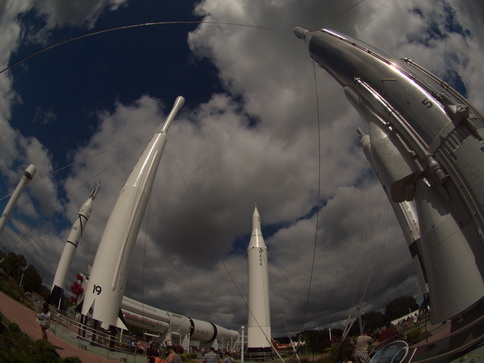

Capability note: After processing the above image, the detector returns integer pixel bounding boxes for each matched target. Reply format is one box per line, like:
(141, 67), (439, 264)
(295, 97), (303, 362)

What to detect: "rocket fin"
(117, 309), (128, 331)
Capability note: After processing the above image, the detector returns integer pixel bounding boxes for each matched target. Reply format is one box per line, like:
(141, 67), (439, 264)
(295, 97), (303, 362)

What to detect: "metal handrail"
(48, 307), (139, 361)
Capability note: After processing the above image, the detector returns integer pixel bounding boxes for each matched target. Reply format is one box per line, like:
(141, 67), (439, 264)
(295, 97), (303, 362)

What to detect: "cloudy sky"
(0, 0), (482, 338)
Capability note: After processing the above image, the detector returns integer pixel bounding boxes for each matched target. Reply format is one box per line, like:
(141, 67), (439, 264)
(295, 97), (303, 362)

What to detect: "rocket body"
(0, 164), (36, 237)
(247, 207), (271, 351)
(295, 27), (484, 323)
(81, 97), (184, 330)
(48, 184), (99, 308)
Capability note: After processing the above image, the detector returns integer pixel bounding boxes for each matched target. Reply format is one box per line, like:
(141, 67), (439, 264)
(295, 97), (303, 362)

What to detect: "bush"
(32, 339), (63, 362)
(405, 328), (421, 344)
(0, 278), (24, 301)
(0, 318), (81, 363)
(64, 357), (82, 363)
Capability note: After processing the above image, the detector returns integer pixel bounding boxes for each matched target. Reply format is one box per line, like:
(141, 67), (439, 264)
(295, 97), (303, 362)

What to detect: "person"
(378, 322), (397, 346)
(147, 341), (158, 363)
(224, 352), (235, 363)
(36, 302), (51, 341)
(203, 347), (220, 363)
(353, 331), (374, 363)
(166, 345), (182, 363)
(153, 351), (164, 363)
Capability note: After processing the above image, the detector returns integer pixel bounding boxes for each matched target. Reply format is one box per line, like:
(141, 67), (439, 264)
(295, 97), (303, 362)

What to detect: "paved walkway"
(0, 291), (118, 362)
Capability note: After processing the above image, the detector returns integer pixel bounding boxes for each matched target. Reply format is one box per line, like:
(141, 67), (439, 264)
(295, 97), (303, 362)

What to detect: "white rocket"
(48, 183), (100, 308)
(247, 206), (272, 352)
(0, 164), (36, 238)
(295, 27), (484, 324)
(81, 96), (185, 330)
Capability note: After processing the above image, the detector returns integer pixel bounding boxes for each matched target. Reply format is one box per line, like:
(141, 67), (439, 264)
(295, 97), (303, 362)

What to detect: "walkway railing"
(48, 307), (145, 363)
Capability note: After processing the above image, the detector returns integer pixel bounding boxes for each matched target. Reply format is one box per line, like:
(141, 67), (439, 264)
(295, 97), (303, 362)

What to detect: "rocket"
(247, 206), (272, 352)
(48, 183), (100, 308)
(358, 129), (428, 294)
(295, 27), (484, 324)
(81, 96), (185, 330)
(0, 164), (36, 238)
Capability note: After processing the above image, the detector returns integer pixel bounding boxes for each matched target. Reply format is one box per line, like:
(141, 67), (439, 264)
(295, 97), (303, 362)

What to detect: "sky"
(0, 0), (483, 338)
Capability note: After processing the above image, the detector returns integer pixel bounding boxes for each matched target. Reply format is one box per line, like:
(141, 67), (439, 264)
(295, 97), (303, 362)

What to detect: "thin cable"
(358, 184), (375, 306)
(365, 201), (389, 298)
(0, 21), (276, 75)
(0, 135), (148, 202)
(298, 60), (323, 335)
(221, 261), (285, 362)
(323, 0), (367, 28)
(172, 156), (194, 204)
(274, 263), (306, 305)
(344, 181), (369, 335)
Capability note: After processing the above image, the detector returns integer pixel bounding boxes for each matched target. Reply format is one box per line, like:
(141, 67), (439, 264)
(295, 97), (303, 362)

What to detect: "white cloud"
(0, 0), (481, 338)
(33, 0), (128, 29)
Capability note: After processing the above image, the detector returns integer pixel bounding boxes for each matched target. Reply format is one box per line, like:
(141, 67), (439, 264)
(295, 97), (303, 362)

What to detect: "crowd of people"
(34, 297), (423, 363)
(339, 323), (402, 363)
(140, 341), (236, 363)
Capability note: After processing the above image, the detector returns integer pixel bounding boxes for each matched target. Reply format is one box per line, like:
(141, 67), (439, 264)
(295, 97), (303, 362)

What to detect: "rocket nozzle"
(294, 27), (310, 40)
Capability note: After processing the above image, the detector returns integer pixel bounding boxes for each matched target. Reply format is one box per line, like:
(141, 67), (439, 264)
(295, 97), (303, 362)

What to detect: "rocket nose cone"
(24, 164), (37, 179)
(294, 27), (310, 40)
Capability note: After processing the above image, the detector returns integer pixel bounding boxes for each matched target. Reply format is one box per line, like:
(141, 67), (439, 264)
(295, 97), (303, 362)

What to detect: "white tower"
(0, 164), (36, 237)
(247, 206), (271, 352)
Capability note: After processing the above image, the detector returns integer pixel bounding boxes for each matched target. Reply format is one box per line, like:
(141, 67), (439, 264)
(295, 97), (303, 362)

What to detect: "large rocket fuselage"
(120, 296), (240, 346)
(81, 97), (184, 330)
(295, 27), (484, 324)
(247, 207), (271, 351)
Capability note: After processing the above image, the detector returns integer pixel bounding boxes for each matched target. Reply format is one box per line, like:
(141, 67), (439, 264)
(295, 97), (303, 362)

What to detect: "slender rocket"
(295, 27), (484, 324)
(48, 183), (100, 308)
(81, 96), (184, 330)
(0, 164), (36, 238)
(247, 206), (272, 352)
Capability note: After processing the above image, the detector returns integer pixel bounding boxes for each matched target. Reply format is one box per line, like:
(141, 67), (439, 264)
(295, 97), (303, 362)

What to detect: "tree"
(361, 311), (386, 331)
(273, 336), (291, 344)
(298, 329), (330, 354)
(21, 265), (44, 294)
(385, 296), (418, 321)
(1, 252), (27, 281)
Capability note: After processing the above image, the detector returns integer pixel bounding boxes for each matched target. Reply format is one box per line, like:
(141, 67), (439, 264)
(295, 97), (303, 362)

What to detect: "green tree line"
(0, 249), (50, 300)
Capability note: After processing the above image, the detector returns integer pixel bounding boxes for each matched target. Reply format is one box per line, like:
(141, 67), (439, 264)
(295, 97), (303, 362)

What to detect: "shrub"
(405, 328), (421, 344)
(0, 318), (82, 363)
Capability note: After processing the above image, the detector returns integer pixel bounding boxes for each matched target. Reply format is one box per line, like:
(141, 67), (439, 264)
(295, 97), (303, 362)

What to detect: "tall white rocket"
(247, 206), (272, 352)
(81, 96), (184, 330)
(48, 183), (100, 308)
(0, 164), (36, 237)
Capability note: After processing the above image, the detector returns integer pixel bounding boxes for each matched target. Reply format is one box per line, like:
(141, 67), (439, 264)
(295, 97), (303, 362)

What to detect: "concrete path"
(0, 291), (118, 362)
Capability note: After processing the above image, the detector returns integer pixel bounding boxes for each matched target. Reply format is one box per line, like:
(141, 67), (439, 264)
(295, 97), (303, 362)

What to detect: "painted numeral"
(422, 98), (433, 108)
(93, 285), (102, 295)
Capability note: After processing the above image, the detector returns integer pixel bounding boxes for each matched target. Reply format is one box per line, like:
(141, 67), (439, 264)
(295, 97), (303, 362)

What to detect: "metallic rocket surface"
(295, 27), (484, 323)
(247, 207), (271, 351)
(48, 183), (100, 308)
(81, 96), (184, 330)
(0, 164), (36, 238)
